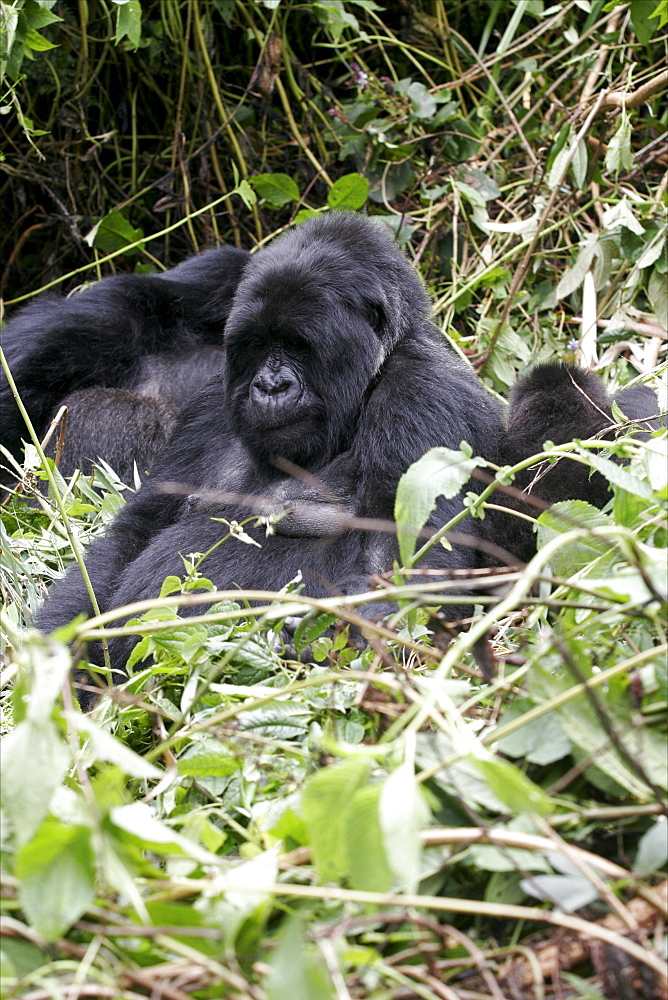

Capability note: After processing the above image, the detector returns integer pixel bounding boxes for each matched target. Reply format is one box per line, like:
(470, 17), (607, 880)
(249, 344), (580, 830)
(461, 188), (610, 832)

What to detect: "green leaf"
(395, 79), (437, 119)
(496, 698), (571, 765)
(394, 446), (485, 565)
(570, 136), (588, 190)
(536, 501), (613, 577)
(293, 611), (338, 652)
(327, 173), (369, 211)
(114, 0), (142, 49)
(21, 1), (63, 30)
(0, 720), (69, 845)
(71, 715), (163, 780)
(16, 818), (95, 941)
(649, 0), (668, 28)
(648, 268), (668, 329)
(344, 784), (393, 891)
(379, 762), (429, 892)
(605, 113), (634, 175)
(520, 873), (599, 912)
(178, 737), (243, 778)
(249, 173), (300, 207)
(472, 757), (552, 816)
(530, 657), (667, 799)
(634, 820), (668, 874)
(23, 27), (57, 51)
(555, 238), (599, 299)
(86, 209), (144, 256)
(266, 917), (336, 1000)
(110, 802), (219, 863)
(301, 756), (370, 882)
(631, 0), (658, 44)
(574, 447), (654, 500)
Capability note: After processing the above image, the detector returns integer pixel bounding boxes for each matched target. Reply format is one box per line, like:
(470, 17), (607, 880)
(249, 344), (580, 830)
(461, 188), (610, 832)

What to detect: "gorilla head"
(223, 214), (432, 467)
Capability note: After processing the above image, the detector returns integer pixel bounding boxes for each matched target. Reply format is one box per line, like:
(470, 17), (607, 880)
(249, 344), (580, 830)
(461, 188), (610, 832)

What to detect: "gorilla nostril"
(252, 372), (294, 396)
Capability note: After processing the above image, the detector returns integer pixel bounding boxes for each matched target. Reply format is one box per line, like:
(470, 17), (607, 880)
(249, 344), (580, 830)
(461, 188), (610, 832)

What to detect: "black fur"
(0, 245), (250, 487)
(31, 215), (661, 704)
(36, 213), (507, 686)
(504, 362), (660, 560)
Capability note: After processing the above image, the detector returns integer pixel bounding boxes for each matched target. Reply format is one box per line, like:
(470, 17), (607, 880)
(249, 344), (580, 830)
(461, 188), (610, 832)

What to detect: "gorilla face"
(223, 224), (399, 468)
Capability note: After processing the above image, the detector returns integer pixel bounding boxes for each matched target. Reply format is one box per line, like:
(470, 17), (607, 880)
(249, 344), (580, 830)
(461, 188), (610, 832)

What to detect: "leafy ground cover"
(1, 1), (667, 998)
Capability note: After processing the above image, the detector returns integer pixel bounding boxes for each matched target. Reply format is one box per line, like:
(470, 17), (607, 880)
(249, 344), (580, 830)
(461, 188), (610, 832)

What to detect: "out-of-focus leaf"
(302, 756), (370, 882)
(16, 818), (95, 941)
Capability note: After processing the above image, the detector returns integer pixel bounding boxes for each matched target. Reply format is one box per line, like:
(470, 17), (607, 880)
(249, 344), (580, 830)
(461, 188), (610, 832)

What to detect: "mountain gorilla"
(35, 213), (507, 681)
(0, 245), (250, 490)
(33, 213), (659, 704)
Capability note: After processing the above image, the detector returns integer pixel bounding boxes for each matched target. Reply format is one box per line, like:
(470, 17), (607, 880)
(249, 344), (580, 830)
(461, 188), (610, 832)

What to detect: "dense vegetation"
(1, 1), (666, 998)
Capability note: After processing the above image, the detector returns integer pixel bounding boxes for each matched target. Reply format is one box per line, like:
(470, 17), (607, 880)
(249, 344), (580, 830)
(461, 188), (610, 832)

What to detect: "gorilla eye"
(280, 332), (310, 354)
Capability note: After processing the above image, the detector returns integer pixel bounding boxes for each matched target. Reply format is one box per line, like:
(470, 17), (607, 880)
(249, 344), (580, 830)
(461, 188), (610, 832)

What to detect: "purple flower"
(350, 62), (369, 88)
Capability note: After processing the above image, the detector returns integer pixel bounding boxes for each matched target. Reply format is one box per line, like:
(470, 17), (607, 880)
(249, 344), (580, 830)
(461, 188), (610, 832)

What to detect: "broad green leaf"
(547, 126), (575, 189)
(114, 0), (142, 49)
(16, 819), (95, 941)
(344, 784), (393, 891)
(238, 700), (311, 739)
(395, 446), (485, 565)
(530, 659), (667, 799)
(603, 197), (644, 235)
(327, 172), (369, 210)
(23, 28), (57, 51)
(266, 917), (336, 1000)
(0, 940), (49, 980)
(86, 209), (144, 255)
(301, 756), (370, 882)
(110, 802), (219, 863)
(574, 447), (654, 499)
(293, 611), (338, 652)
(404, 81), (437, 119)
(20, 3), (63, 30)
(636, 233), (665, 269)
(570, 136), (588, 190)
(178, 737), (243, 778)
(250, 173), (300, 207)
(379, 762), (429, 892)
(496, 698), (571, 765)
(0, 720), (69, 844)
(520, 873), (599, 912)
(631, 0), (657, 43)
(649, 0), (668, 27)
(472, 757), (552, 816)
(22, 633), (72, 723)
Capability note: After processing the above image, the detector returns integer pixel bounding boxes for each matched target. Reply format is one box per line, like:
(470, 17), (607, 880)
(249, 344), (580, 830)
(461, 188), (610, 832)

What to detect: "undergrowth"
(1, 2), (667, 998)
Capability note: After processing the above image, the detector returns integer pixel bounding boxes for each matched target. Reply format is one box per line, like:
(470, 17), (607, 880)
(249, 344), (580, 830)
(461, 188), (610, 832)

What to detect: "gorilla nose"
(251, 372), (294, 397)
